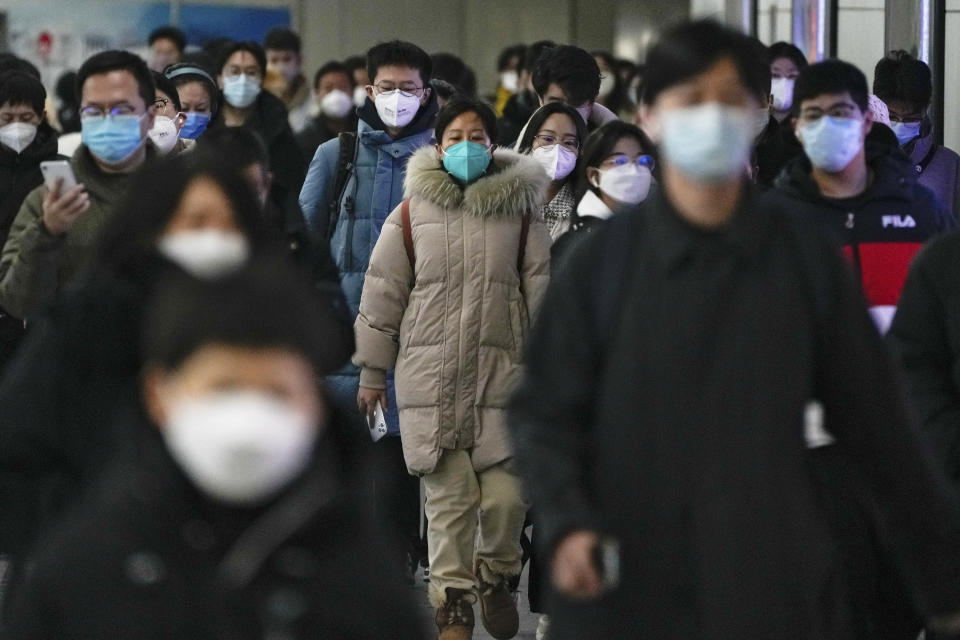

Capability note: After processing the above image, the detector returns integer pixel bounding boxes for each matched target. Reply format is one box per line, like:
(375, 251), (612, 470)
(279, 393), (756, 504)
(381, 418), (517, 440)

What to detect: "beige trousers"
(422, 448), (527, 608)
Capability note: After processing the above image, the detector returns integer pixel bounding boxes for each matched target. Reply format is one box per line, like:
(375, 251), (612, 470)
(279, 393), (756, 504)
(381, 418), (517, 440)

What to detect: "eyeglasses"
(889, 112), (924, 124)
(370, 82), (425, 98)
(79, 104), (141, 120)
(602, 153), (655, 171)
(533, 133), (579, 152)
(153, 98), (170, 110)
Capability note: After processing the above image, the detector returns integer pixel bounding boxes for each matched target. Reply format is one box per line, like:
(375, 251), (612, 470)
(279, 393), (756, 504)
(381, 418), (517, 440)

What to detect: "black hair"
(873, 50), (932, 112)
(434, 95), (498, 145)
(197, 126), (270, 170)
(313, 61), (352, 91)
(532, 45), (601, 106)
(497, 45), (527, 72)
(641, 20), (768, 107)
(142, 260), (353, 379)
(517, 102), (588, 154)
(76, 50), (155, 111)
(793, 59), (869, 115)
(430, 79), (458, 103)
(96, 154), (269, 276)
(164, 62), (219, 117)
(344, 55), (366, 74)
(575, 120), (656, 200)
(431, 52), (477, 97)
(0, 71), (46, 114)
(591, 49), (633, 113)
(263, 27), (301, 56)
(366, 40), (432, 85)
(55, 70), (78, 104)
(148, 26), (187, 53)
(151, 70), (182, 112)
(750, 38), (772, 99)
(767, 41), (808, 72)
(202, 37), (234, 63)
(0, 54), (40, 80)
(520, 41), (556, 74)
(217, 41), (267, 77)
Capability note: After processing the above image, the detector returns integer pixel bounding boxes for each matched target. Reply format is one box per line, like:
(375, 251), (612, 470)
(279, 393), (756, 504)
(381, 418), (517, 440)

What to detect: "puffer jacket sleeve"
(521, 218), (551, 321)
(352, 202), (414, 389)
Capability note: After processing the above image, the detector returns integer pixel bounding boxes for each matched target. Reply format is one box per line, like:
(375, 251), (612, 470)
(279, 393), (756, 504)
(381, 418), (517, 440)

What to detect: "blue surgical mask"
(81, 113), (146, 164)
(797, 116), (863, 173)
(180, 112), (211, 139)
(222, 74), (261, 109)
(442, 141), (491, 183)
(660, 102), (753, 182)
(891, 121), (922, 147)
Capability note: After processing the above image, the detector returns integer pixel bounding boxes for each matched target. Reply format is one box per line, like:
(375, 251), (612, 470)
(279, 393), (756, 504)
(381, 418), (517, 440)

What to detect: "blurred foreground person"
(510, 20), (960, 640)
(4, 264), (423, 640)
(354, 96), (550, 640)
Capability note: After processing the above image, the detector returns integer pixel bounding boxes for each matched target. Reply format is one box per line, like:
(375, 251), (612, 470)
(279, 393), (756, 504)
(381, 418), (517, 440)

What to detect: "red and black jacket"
(764, 145), (955, 332)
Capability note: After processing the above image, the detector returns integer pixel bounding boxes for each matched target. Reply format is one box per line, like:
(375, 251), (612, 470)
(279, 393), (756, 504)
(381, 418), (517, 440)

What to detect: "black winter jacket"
(3, 418), (426, 640)
(762, 145), (954, 332)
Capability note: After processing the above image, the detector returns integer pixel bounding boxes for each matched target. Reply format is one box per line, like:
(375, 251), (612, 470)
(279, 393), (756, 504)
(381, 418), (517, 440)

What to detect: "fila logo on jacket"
(881, 215), (917, 228)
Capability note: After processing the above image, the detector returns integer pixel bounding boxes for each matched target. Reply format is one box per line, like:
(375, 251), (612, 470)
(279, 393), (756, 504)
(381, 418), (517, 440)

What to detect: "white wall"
(945, 0), (960, 151)
(757, 0), (791, 46)
(836, 0), (885, 83)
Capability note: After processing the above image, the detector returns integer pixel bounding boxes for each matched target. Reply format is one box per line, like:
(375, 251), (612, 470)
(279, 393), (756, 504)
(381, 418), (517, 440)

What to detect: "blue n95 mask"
(180, 112), (211, 139)
(82, 113), (146, 164)
(442, 141), (491, 183)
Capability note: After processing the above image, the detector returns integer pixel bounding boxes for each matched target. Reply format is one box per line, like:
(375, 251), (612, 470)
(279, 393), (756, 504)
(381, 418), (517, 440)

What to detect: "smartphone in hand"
(40, 160), (77, 192)
(367, 401), (388, 442)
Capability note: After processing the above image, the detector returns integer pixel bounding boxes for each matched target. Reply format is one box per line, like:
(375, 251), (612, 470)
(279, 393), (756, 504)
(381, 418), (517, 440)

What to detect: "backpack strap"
(324, 132), (357, 240)
(517, 214), (530, 274)
(401, 199), (415, 270)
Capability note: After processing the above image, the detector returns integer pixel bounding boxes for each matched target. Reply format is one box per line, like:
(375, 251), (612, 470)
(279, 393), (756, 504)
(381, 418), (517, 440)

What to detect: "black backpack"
(323, 132), (358, 240)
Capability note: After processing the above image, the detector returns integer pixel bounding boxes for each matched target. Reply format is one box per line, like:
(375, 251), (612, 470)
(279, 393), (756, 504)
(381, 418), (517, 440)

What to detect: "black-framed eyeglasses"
(370, 82), (425, 98)
(153, 98), (170, 110)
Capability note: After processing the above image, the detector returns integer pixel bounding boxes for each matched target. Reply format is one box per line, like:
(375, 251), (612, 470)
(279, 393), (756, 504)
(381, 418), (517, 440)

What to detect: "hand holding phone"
(39, 161), (88, 235)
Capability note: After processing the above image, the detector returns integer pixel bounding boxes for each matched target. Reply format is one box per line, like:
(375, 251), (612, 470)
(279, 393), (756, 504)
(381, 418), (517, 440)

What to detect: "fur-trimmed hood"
(404, 146), (548, 219)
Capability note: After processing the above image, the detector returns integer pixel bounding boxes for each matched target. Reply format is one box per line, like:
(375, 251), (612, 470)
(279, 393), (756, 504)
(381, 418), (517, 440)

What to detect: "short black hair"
(517, 102), (588, 155)
(0, 71), (46, 114)
(344, 55), (366, 74)
(151, 70), (181, 111)
(217, 41), (266, 77)
(873, 50), (932, 112)
(366, 40), (432, 85)
(750, 38), (772, 99)
(165, 62), (219, 116)
(76, 50), (155, 111)
(793, 59), (869, 115)
(55, 70), (78, 105)
(197, 126), (270, 170)
(497, 45), (526, 72)
(532, 45), (601, 106)
(767, 41), (808, 72)
(434, 95), (498, 145)
(142, 261), (354, 379)
(576, 120), (656, 200)
(263, 27), (301, 56)
(0, 54), (40, 79)
(520, 41), (555, 74)
(641, 20), (768, 107)
(148, 26), (187, 53)
(430, 79), (458, 103)
(313, 61), (352, 91)
(431, 52), (477, 97)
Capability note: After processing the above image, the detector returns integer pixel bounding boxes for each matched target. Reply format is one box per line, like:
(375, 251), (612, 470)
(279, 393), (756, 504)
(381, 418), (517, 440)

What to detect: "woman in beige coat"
(354, 96), (551, 640)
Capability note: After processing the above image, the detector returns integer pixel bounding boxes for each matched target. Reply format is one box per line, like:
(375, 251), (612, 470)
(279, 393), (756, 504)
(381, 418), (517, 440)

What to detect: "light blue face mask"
(442, 141), (491, 183)
(660, 102), (753, 182)
(798, 116), (863, 173)
(890, 121), (922, 147)
(222, 74), (261, 109)
(180, 112), (211, 139)
(81, 113), (146, 164)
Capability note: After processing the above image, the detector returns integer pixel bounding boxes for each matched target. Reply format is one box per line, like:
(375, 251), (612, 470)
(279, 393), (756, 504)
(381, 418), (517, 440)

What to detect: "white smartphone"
(367, 401), (388, 442)
(40, 160), (77, 192)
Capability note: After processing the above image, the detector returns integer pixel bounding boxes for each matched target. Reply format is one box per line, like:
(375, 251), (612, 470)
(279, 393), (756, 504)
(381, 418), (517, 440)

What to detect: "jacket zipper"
(343, 195), (355, 271)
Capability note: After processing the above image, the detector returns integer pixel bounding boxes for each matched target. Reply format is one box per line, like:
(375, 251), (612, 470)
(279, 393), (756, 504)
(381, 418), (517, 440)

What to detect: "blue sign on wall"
(181, 4), (291, 45)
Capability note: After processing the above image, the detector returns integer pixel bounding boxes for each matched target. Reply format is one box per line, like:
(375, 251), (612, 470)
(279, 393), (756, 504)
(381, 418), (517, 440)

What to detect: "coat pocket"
(508, 298), (528, 361)
(399, 297), (423, 353)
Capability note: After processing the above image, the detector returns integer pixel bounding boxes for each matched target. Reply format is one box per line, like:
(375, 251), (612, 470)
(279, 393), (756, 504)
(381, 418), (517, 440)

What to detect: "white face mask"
(163, 391), (317, 505)
(158, 230), (250, 279)
(374, 89), (420, 128)
(532, 143), (577, 181)
(771, 77), (795, 112)
(797, 115), (863, 173)
(598, 74), (616, 98)
(148, 115), (179, 155)
(320, 89), (353, 119)
(660, 102), (753, 182)
(591, 163), (652, 206)
(222, 74), (261, 109)
(500, 70), (519, 93)
(353, 85), (368, 107)
(268, 61), (299, 85)
(0, 122), (37, 154)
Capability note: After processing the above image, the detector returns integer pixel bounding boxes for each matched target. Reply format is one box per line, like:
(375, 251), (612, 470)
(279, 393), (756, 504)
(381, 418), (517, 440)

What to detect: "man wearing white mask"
(296, 61), (358, 160)
(510, 20), (960, 639)
(0, 71), (62, 369)
(263, 27), (312, 134)
(299, 40), (438, 582)
(211, 41), (305, 220)
(766, 59), (952, 335)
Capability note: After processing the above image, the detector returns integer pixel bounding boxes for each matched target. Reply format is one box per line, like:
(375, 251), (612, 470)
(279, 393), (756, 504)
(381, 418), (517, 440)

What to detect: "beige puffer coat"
(353, 146), (551, 475)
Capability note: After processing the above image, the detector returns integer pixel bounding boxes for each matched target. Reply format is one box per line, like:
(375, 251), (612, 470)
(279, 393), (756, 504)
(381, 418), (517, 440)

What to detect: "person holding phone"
(0, 49), (157, 320)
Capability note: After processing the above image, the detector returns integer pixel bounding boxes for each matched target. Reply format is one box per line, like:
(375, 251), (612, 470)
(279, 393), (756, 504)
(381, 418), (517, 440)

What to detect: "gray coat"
(907, 133), (960, 221)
